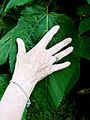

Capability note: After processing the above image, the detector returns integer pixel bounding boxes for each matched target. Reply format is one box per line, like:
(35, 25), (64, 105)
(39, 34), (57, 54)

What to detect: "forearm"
(0, 79), (35, 120)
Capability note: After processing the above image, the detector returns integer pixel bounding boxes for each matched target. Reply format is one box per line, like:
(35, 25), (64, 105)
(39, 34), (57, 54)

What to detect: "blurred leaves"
(87, 0), (90, 4)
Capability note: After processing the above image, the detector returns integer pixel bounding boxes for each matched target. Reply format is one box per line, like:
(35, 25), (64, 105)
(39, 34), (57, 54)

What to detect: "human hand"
(12, 25), (73, 92)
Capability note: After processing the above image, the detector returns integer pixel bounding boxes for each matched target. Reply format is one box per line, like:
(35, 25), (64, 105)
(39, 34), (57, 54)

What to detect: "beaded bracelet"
(10, 81), (31, 108)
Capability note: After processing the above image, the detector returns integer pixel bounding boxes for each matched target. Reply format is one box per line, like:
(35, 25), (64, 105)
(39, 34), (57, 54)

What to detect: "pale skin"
(0, 25), (73, 120)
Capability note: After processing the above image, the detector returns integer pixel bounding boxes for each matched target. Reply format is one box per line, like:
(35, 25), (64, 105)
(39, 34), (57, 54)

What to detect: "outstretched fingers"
(48, 38), (72, 55)
(52, 46), (73, 63)
(51, 61), (71, 73)
(38, 25), (60, 48)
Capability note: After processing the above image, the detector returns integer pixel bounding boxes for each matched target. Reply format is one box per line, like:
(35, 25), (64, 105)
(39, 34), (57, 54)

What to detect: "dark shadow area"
(74, 58), (90, 119)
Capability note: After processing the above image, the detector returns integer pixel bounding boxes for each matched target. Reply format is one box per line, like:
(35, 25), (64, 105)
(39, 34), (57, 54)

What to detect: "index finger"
(38, 25), (60, 48)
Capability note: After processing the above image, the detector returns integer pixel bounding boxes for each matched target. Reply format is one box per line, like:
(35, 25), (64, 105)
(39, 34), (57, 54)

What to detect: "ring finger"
(52, 46), (73, 63)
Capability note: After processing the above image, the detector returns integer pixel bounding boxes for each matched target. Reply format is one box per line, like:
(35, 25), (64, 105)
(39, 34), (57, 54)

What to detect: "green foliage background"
(0, 0), (90, 119)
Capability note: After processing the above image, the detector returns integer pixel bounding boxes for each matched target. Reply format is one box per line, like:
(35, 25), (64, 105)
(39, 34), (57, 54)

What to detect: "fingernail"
(68, 38), (72, 42)
(70, 46), (74, 51)
(16, 38), (22, 43)
(66, 61), (71, 66)
(54, 25), (60, 30)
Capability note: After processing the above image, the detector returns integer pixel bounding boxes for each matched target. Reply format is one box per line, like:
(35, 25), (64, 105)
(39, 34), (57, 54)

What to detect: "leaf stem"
(46, 0), (52, 13)
(47, 0), (52, 7)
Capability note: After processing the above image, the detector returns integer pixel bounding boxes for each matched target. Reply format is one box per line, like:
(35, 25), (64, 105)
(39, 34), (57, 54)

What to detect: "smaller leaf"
(77, 4), (90, 15)
(79, 35), (90, 60)
(0, 29), (14, 65)
(79, 17), (90, 35)
(4, 0), (34, 13)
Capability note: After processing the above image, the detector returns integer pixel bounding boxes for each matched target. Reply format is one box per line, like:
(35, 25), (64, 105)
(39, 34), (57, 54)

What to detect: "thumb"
(16, 38), (26, 54)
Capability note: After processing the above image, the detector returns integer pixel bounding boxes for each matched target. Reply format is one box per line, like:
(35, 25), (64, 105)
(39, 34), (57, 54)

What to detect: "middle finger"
(48, 38), (72, 55)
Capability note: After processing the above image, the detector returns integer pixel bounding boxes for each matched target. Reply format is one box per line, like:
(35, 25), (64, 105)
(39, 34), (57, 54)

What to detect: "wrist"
(11, 76), (36, 97)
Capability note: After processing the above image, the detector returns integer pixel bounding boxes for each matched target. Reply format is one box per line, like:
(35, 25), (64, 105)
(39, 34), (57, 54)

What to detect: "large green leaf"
(19, 5), (79, 111)
(4, 0), (34, 13)
(0, 5), (80, 112)
(79, 35), (90, 60)
(79, 17), (90, 35)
